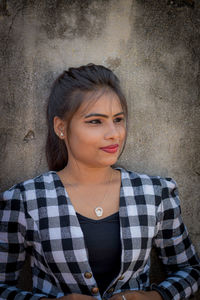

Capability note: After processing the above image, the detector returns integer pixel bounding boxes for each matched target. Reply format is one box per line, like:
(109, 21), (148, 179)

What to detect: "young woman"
(0, 64), (199, 300)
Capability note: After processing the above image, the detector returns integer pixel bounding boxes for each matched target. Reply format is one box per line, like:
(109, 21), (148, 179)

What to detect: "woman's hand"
(40, 291), (163, 300)
(40, 293), (96, 300)
(110, 290), (163, 300)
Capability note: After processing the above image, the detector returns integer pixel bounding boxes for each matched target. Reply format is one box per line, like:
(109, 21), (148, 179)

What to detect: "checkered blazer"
(0, 167), (199, 300)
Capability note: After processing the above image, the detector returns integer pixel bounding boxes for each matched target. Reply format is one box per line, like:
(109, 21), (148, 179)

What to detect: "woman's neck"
(58, 163), (114, 186)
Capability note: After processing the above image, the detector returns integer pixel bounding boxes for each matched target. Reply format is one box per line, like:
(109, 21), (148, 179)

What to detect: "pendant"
(94, 207), (103, 217)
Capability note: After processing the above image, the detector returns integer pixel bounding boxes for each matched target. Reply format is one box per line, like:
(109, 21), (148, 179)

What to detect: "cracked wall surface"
(0, 0), (200, 298)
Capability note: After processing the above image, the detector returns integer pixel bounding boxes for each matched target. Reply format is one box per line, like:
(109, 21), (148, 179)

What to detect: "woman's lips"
(100, 144), (119, 153)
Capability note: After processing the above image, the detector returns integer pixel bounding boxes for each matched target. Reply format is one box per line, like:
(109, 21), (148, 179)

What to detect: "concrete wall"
(0, 0), (200, 298)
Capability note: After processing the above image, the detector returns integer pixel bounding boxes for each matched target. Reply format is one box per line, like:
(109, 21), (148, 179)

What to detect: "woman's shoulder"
(2, 170), (60, 198)
(0, 171), (63, 218)
(116, 166), (179, 210)
(115, 166), (177, 189)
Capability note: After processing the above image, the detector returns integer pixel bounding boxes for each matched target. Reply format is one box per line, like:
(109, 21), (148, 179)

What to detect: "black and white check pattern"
(0, 167), (199, 300)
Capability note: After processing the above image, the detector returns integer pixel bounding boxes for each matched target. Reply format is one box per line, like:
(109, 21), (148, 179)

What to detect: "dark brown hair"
(46, 63), (128, 171)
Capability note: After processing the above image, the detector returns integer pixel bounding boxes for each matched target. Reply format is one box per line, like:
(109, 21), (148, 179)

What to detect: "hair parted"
(46, 63), (128, 171)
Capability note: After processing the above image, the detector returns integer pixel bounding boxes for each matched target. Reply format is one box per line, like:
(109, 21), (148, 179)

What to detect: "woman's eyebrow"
(84, 112), (124, 119)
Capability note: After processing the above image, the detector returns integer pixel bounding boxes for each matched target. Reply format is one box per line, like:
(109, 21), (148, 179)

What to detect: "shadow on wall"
(167, 0), (195, 8)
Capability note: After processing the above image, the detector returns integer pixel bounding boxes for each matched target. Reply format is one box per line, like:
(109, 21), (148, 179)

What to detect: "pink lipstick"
(100, 144), (119, 153)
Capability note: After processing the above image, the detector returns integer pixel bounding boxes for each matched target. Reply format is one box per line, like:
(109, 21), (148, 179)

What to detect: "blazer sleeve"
(0, 186), (48, 300)
(152, 178), (200, 299)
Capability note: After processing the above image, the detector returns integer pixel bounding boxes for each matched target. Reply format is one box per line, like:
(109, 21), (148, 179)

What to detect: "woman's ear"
(53, 116), (66, 140)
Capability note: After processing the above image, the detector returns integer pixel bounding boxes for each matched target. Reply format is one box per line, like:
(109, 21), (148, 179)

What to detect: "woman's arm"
(0, 187), (48, 300)
(111, 178), (200, 300)
(151, 178), (200, 299)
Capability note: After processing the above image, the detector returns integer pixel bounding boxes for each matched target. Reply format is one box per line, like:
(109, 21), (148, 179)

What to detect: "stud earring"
(60, 132), (64, 137)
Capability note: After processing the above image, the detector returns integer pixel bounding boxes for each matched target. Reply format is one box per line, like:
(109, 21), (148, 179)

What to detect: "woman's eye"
(114, 117), (124, 123)
(86, 119), (102, 124)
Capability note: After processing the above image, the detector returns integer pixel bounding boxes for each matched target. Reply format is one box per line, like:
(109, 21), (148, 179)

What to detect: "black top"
(76, 212), (121, 296)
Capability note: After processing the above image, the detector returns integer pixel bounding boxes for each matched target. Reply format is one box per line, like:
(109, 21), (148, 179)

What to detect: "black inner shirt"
(76, 212), (121, 296)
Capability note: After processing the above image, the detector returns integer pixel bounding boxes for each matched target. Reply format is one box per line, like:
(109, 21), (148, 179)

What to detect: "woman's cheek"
(120, 126), (126, 141)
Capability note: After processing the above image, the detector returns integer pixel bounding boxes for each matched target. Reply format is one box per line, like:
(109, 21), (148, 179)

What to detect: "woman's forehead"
(78, 91), (122, 116)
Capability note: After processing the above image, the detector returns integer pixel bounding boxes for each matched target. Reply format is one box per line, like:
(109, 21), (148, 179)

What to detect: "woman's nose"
(104, 123), (119, 140)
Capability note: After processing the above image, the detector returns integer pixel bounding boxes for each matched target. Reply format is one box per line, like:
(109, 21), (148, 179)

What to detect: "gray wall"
(0, 0), (200, 298)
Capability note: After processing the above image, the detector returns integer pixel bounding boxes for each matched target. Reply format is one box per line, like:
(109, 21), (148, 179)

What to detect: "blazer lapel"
(36, 172), (97, 294)
(118, 168), (154, 281)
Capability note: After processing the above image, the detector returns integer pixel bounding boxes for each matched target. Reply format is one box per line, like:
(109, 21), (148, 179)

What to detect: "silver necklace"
(94, 171), (113, 218)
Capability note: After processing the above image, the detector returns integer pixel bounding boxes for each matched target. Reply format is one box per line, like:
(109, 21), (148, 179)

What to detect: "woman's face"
(64, 91), (126, 169)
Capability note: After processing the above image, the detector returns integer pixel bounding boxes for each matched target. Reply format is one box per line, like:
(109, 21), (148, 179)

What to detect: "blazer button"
(119, 275), (125, 280)
(91, 287), (99, 294)
(107, 287), (114, 293)
(84, 272), (92, 279)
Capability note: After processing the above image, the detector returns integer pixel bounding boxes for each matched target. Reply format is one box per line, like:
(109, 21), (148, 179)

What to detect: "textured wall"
(0, 0), (200, 298)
